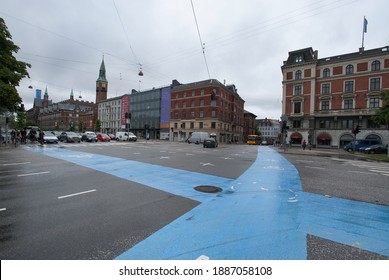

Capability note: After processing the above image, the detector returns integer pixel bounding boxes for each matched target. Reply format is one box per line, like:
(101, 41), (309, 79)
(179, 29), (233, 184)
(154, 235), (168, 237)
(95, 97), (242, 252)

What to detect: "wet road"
(1, 142), (388, 259)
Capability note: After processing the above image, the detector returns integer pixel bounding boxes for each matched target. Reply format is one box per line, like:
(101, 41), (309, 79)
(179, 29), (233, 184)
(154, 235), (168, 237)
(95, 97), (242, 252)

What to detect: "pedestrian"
(302, 140), (307, 150)
(39, 130), (45, 145)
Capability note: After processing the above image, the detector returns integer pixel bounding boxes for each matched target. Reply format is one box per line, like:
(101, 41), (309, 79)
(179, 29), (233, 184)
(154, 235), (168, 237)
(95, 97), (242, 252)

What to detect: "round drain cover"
(194, 185), (222, 193)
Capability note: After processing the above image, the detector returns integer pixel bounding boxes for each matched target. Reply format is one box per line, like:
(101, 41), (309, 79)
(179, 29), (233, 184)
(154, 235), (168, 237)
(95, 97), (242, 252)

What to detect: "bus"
(247, 135), (261, 145)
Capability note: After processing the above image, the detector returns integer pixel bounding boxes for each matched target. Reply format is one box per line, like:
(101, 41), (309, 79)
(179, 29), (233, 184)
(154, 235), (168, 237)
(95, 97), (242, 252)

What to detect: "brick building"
(170, 79), (245, 143)
(281, 46), (389, 148)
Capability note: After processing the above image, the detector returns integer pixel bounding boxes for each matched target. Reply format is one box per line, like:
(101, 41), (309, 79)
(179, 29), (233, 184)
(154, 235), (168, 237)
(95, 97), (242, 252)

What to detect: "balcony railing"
(313, 108), (379, 116)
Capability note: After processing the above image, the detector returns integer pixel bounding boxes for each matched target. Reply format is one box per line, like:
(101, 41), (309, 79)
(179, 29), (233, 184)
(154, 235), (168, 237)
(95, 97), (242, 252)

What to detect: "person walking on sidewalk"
(302, 139), (307, 150)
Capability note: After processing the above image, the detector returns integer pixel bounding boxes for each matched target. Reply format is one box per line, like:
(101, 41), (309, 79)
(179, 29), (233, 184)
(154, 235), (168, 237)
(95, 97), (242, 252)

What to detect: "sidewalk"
(274, 145), (373, 161)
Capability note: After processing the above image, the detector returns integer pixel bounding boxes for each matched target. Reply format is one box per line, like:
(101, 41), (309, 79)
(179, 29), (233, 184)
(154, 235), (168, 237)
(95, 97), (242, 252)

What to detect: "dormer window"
(294, 55), (303, 63)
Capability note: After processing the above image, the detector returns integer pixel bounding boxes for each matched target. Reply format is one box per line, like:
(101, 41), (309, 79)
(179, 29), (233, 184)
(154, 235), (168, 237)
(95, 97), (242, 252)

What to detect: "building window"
(346, 64), (354, 75)
(294, 55), (303, 63)
(190, 122), (194, 129)
(293, 120), (301, 128)
(321, 100), (330, 111)
(211, 110), (216, 118)
(200, 111), (204, 118)
(294, 102), (301, 114)
(211, 122), (216, 129)
(200, 99), (204, 106)
(183, 92), (187, 98)
(341, 119), (353, 129)
(294, 85), (302, 96)
(344, 99), (353, 109)
(200, 89), (205, 96)
(344, 81), (354, 93)
(191, 100), (195, 107)
(371, 60), (381, 71)
(183, 102), (186, 108)
(321, 83), (330, 94)
(295, 70), (302, 80)
(323, 68), (330, 78)
(370, 77), (381, 90)
(319, 120), (331, 128)
(369, 98), (380, 108)
(192, 90), (195, 97)
(191, 111), (195, 118)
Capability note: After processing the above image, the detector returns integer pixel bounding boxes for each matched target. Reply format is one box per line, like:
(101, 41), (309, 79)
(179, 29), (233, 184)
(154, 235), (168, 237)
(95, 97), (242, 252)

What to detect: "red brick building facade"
(170, 79), (245, 143)
(281, 46), (389, 148)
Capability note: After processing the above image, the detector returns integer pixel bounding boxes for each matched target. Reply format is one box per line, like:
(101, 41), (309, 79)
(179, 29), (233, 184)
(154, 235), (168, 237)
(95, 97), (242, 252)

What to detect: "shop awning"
(317, 132), (332, 141)
(290, 132), (302, 139)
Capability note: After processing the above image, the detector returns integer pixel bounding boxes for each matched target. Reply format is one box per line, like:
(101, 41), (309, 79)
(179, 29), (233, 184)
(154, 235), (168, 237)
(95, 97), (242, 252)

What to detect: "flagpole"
(362, 16), (365, 48)
(362, 16), (368, 49)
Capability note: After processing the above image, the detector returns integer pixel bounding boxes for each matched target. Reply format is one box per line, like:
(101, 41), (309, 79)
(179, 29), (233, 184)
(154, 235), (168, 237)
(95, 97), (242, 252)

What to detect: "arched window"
(323, 68), (330, 78)
(372, 60), (381, 71)
(346, 64), (354, 75)
(295, 70), (302, 80)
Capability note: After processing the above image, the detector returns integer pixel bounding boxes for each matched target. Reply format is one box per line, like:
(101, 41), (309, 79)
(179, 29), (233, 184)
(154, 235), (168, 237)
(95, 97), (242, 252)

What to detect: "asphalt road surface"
(0, 141), (388, 260)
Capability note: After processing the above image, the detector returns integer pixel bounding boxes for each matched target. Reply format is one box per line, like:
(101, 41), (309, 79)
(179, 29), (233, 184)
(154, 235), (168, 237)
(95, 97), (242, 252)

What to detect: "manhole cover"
(194, 185), (222, 193)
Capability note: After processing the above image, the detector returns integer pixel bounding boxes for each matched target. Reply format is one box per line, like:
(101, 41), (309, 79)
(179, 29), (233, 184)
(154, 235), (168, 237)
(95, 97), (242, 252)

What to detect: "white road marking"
(296, 160), (314, 163)
(3, 162), (31, 166)
(17, 171), (50, 177)
(347, 170), (377, 175)
(58, 189), (96, 199)
(304, 166), (325, 170)
(200, 162), (214, 166)
(0, 208), (6, 212)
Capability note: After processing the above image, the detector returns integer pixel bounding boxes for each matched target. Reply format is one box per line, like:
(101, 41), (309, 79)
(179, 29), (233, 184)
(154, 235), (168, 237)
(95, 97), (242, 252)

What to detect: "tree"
(373, 90), (389, 128)
(0, 17), (31, 112)
(94, 119), (101, 132)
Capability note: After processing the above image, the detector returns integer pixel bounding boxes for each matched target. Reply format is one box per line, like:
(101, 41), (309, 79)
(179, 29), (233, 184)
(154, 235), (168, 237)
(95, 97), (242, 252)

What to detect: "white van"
(187, 132), (209, 144)
(116, 132), (129, 141)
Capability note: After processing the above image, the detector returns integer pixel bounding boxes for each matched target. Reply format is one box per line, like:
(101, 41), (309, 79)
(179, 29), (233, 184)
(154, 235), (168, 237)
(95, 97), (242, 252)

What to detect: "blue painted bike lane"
(27, 146), (389, 259)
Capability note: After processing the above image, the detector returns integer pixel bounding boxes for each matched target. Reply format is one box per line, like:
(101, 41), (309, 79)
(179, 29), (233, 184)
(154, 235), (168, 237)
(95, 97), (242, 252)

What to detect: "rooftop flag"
(363, 17), (368, 33)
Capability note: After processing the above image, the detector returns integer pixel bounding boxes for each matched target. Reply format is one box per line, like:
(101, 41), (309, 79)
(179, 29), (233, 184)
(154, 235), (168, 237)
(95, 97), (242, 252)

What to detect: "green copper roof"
(97, 58), (108, 82)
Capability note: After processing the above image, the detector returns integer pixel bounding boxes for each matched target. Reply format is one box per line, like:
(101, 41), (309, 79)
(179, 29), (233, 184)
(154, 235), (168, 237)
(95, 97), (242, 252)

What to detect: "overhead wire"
(2, 0), (360, 85)
(112, 0), (142, 73)
(190, 0), (211, 79)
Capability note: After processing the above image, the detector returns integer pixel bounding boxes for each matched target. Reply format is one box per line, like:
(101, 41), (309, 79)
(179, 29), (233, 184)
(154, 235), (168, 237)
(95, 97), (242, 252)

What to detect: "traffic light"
(352, 125), (361, 135)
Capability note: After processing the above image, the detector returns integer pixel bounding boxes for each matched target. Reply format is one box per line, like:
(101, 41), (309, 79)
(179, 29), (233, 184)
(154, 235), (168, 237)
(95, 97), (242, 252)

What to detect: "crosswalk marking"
(332, 158), (389, 176)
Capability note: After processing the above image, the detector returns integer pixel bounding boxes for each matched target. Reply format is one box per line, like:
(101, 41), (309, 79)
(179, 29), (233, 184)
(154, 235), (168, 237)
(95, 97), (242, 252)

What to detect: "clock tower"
(96, 57), (108, 103)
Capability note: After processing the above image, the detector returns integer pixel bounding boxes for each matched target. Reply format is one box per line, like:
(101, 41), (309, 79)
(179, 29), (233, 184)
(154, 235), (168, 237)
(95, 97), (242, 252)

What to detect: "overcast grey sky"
(1, 0), (388, 119)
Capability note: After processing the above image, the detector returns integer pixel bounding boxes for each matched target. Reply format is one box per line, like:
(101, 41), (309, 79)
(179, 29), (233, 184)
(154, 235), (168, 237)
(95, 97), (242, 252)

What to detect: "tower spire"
(96, 55), (108, 103)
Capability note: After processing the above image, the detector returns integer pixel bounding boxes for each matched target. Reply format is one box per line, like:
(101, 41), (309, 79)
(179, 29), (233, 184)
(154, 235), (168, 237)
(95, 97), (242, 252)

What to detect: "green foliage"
(373, 90), (389, 126)
(78, 121), (83, 132)
(95, 119), (101, 132)
(0, 17), (31, 111)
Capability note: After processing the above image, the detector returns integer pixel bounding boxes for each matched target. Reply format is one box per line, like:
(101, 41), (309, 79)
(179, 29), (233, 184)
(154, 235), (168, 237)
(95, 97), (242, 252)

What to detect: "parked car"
(43, 131), (59, 144)
(359, 144), (388, 154)
(96, 133), (110, 142)
(81, 131), (97, 142)
(59, 131), (81, 143)
(203, 137), (218, 148)
(344, 139), (381, 152)
(108, 133), (116, 141)
(128, 132), (137, 142)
